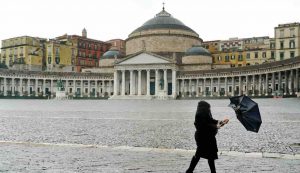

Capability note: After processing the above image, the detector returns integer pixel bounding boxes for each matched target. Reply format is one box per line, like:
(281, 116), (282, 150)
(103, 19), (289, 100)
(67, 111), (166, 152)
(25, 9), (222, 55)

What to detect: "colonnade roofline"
(0, 69), (113, 80)
(179, 56), (300, 78)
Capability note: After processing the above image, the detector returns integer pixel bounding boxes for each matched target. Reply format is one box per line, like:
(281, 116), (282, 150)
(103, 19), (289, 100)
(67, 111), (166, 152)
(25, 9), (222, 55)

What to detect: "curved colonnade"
(0, 57), (299, 99)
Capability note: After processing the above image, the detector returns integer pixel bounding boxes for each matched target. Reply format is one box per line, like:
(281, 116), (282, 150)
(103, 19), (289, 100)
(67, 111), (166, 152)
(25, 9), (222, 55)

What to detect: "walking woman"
(186, 101), (229, 173)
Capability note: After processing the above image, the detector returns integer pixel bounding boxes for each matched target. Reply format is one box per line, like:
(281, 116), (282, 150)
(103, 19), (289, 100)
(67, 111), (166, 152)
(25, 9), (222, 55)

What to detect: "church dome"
(102, 49), (120, 59)
(131, 8), (197, 35)
(126, 7), (202, 56)
(185, 45), (211, 56)
(182, 45), (212, 65)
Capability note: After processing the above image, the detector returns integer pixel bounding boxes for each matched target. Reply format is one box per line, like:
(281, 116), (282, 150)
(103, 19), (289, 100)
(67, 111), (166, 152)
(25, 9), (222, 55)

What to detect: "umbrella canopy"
(228, 95), (262, 133)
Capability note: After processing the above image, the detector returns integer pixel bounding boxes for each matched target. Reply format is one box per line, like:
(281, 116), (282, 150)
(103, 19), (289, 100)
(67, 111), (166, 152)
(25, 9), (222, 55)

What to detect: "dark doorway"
(168, 83), (172, 95)
(150, 82), (155, 95)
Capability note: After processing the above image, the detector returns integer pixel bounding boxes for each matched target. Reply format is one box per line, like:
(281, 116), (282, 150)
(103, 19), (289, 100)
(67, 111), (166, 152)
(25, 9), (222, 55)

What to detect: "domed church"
(93, 7), (229, 99)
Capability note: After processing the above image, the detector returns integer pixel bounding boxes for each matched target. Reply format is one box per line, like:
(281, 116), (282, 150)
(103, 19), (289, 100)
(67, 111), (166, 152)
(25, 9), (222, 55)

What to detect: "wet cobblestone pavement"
(0, 143), (299, 173)
(0, 98), (299, 172)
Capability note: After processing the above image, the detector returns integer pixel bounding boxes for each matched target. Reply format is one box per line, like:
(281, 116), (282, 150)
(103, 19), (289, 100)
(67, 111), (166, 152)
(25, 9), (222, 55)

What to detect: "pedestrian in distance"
(186, 101), (229, 173)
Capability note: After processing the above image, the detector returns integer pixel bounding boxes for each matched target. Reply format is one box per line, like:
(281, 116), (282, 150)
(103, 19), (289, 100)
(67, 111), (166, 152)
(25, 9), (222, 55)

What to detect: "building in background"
(203, 35), (279, 66)
(0, 36), (46, 71)
(55, 28), (111, 72)
(1, 23), (299, 72)
(275, 23), (300, 61)
(45, 39), (76, 72)
(106, 39), (125, 56)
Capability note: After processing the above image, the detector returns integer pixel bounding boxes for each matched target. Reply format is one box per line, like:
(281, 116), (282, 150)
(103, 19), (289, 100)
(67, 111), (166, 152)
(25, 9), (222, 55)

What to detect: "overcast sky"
(0, 0), (299, 43)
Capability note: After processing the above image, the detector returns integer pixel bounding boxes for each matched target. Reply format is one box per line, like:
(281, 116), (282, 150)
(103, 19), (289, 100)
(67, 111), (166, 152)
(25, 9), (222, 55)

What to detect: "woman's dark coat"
(194, 101), (219, 160)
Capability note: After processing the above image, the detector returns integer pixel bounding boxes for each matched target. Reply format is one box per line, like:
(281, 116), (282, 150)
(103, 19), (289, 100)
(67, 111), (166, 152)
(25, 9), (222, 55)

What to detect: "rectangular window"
(280, 29), (284, 38)
(280, 52), (284, 60)
(262, 52), (266, 58)
(246, 53), (250, 59)
(231, 55), (235, 60)
(289, 40), (295, 48)
(290, 28), (295, 37)
(238, 54), (243, 61)
(218, 56), (222, 61)
(271, 51), (275, 59)
(255, 52), (258, 58)
(280, 41), (284, 49)
(225, 56), (230, 62)
(290, 51), (295, 58)
(270, 43), (275, 49)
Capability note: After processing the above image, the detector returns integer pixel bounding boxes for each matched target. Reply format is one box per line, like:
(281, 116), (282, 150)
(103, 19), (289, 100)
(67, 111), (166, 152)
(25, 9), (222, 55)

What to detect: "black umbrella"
(228, 95), (262, 133)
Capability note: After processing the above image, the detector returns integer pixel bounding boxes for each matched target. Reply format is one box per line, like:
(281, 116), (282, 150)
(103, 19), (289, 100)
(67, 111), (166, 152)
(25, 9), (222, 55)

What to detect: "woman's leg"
(186, 148), (201, 173)
(208, 159), (216, 173)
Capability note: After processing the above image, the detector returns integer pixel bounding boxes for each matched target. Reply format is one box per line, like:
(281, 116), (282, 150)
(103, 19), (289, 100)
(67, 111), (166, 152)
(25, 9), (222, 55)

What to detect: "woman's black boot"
(186, 156), (200, 173)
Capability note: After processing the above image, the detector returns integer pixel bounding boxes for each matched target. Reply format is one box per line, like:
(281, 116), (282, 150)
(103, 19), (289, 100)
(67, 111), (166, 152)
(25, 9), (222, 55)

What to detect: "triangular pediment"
(116, 52), (172, 65)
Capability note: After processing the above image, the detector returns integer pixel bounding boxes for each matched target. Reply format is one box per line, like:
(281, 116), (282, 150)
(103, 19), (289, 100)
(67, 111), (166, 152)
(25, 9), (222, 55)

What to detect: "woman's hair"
(196, 101), (211, 117)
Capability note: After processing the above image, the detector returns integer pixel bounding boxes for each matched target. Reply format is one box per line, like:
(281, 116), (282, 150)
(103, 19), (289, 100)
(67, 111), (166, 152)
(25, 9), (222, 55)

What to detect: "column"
(296, 69), (299, 93)
(232, 76), (235, 96)
(172, 70), (177, 97)
(27, 79), (31, 97)
(196, 78), (199, 97)
(146, 70), (150, 96)
(155, 69), (159, 95)
(101, 80), (104, 97)
(43, 79), (46, 97)
(113, 71), (118, 96)
(138, 70), (142, 96)
(224, 77), (228, 96)
(245, 75), (249, 96)
(121, 70), (125, 96)
(258, 74), (262, 96)
(130, 70), (133, 95)
(95, 80), (98, 97)
(210, 78), (213, 97)
(19, 78), (23, 96)
(217, 77), (220, 97)
(108, 80), (112, 97)
(73, 80), (76, 97)
(35, 79), (38, 97)
(284, 71), (288, 95)
(182, 79), (185, 97)
(12, 78), (15, 96)
(272, 73), (275, 95)
(239, 76), (242, 96)
(252, 75), (255, 96)
(188, 79), (192, 97)
(65, 80), (68, 96)
(3, 78), (7, 96)
(203, 78), (206, 97)
(290, 69), (294, 95)
(176, 79), (179, 96)
(87, 80), (90, 97)
(278, 71), (282, 93)
(81, 80), (83, 97)
(265, 73), (269, 96)
(163, 69), (167, 95)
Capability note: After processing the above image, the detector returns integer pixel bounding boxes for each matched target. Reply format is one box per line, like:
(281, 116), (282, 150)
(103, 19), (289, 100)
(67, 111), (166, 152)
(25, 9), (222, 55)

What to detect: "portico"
(111, 52), (177, 99)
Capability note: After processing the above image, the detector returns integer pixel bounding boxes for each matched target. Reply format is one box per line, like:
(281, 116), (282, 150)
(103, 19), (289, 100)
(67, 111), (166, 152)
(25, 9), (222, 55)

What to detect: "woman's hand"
(218, 118), (229, 128)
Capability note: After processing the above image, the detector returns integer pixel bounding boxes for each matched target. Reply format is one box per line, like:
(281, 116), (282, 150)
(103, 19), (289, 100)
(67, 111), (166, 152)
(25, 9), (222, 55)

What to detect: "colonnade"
(0, 77), (114, 98)
(177, 69), (299, 98)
